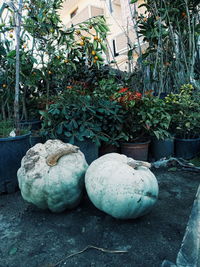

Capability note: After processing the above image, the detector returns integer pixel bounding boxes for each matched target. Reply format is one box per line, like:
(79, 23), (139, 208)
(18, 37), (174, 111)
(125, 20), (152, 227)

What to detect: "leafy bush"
(0, 120), (29, 138)
(0, 121), (14, 138)
(0, 0), (109, 124)
(138, 95), (172, 140)
(92, 78), (121, 99)
(113, 88), (171, 141)
(165, 84), (200, 138)
(40, 92), (124, 146)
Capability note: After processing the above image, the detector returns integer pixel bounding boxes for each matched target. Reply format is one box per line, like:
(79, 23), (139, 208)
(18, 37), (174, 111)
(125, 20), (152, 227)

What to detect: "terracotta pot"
(120, 140), (150, 161)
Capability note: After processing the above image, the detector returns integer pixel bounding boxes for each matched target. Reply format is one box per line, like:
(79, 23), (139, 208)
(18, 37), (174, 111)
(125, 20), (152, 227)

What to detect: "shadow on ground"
(0, 169), (199, 267)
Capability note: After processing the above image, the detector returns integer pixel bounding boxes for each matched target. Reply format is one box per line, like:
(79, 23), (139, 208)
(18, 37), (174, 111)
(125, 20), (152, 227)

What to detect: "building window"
(113, 40), (119, 57)
(70, 8), (78, 18)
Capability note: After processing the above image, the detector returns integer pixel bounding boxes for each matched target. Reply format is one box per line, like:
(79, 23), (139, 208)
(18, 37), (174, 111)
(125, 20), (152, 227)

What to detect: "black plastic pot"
(0, 132), (31, 193)
(151, 137), (174, 160)
(61, 138), (99, 165)
(19, 119), (41, 131)
(30, 136), (45, 147)
(175, 137), (200, 160)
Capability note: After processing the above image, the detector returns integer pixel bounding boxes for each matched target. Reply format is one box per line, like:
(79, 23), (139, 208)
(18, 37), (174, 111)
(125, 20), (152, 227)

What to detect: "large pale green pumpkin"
(85, 153), (158, 219)
(17, 140), (88, 212)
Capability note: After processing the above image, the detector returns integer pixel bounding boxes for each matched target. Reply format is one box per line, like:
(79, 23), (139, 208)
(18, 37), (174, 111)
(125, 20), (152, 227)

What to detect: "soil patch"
(0, 169), (199, 267)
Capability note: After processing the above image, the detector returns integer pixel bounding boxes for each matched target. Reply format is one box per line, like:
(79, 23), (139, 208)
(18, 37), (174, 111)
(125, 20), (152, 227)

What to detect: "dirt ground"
(0, 168), (199, 267)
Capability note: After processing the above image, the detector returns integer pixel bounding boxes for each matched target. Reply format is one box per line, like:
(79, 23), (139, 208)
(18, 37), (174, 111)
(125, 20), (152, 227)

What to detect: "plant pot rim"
(175, 136), (200, 141)
(19, 119), (41, 125)
(0, 132), (31, 142)
(151, 136), (174, 141)
(120, 139), (151, 145)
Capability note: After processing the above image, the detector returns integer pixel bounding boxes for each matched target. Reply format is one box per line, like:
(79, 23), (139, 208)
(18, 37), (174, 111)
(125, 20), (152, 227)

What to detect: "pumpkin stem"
(127, 158), (151, 169)
(46, 145), (79, 166)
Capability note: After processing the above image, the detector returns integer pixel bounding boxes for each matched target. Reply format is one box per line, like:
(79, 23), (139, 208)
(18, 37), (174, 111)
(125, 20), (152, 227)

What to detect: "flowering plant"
(112, 88), (147, 142)
(112, 87), (142, 108)
(165, 84), (200, 139)
(113, 88), (171, 142)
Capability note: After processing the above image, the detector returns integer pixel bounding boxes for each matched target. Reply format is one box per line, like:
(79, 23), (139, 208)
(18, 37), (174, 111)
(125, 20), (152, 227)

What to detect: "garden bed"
(0, 169), (199, 267)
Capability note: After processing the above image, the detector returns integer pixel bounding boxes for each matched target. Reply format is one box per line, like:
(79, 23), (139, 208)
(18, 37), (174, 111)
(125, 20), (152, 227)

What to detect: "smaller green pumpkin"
(17, 140), (88, 212)
(85, 153), (158, 219)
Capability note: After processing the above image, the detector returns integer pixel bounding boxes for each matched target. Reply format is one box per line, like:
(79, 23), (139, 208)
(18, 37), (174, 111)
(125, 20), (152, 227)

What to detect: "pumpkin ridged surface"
(17, 140), (88, 212)
(85, 153), (158, 219)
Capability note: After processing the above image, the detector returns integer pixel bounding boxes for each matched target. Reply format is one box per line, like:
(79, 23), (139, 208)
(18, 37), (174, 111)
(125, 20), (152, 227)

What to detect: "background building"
(59, 0), (146, 71)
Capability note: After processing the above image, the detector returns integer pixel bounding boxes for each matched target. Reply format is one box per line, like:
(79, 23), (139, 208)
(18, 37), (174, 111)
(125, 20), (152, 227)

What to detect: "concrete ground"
(0, 169), (199, 267)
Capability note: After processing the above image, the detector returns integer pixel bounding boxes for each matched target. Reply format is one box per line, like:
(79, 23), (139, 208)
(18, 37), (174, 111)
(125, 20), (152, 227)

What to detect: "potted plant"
(113, 87), (151, 160)
(139, 95), (173, 160)
(0, 1), (32, 193)
(0, 0), (110, 192)
(91, 76), (123, 155)
(97, 95), (125, 156)
(0, 120), (30, 193)
(113, 89), (173, 161)
(165, 84), (200, 159)
(40, 87), (125, 164)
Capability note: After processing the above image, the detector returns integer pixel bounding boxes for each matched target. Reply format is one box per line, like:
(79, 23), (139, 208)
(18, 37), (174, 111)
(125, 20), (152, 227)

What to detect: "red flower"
(135, 92), (142, 99)
(127, 92), (135, 101)
(112, 89), (142, 106)
(144, 90), (153, 96)
(118, 87), (129, 93)
(48, 101), (55, 105)
(126, 91), (142, 101)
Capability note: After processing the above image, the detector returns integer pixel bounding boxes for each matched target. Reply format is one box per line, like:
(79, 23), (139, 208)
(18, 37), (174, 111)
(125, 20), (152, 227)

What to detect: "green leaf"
(69, 135), (75, 144)
(9, 247), (18, 256)
(80, 129), (91, 137)
(72, 119), (78, 129)
(51, 108), (60, 115)
(77, 135), (84, 141)
(154, 131), (160, 140)
(56, 123), (63, 135)
(130, 0), (138, 3)
(100, 43), (107, 52)
(7, 50), (16, 58)
(64, 132), (72, 137)
(70, 62), (77, 71)
(171, 8), (180, 13)
(99, 135), (109, 142)
(76, 50), (82, 58)
(96, 53), (104, 61)
(93, 41), (98, 50)
(128, 49), (133, 60)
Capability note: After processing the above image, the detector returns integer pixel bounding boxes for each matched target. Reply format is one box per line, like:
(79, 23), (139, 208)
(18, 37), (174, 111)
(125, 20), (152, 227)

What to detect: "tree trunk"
(14, 0), (23, 134)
